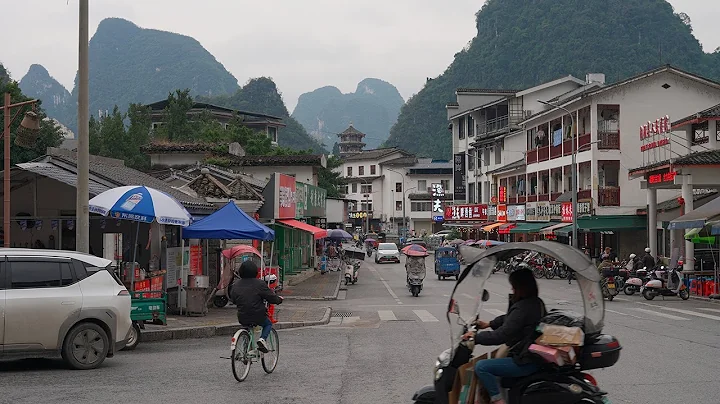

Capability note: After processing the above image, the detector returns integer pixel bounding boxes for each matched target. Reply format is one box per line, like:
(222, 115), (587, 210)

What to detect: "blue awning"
(183, 201), (274, 241)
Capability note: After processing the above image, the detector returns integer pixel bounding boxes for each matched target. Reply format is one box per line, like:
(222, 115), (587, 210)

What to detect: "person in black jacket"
(229, 261), (283, 353)
(642, 247), (655, 270)
(464, 268), (546, 404)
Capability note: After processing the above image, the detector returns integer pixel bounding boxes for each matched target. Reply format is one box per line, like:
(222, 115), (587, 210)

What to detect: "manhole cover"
(331, 311), (353, 318)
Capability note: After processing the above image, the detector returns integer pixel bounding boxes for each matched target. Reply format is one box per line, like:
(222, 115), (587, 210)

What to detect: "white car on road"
(0, 249), (132, 369)
(375, 243), (401, 264)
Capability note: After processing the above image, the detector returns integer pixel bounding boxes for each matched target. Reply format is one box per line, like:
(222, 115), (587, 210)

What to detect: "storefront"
(443, 203), (493, 239)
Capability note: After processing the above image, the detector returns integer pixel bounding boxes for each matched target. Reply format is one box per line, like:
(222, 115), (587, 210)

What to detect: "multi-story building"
(447, 65), (720, 259)
(339, 148), (452, 235)
(337, 124), (367, 158)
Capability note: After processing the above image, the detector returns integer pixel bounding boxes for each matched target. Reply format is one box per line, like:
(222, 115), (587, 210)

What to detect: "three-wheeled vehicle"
(124, 291), (167, 351)
(412, 242), (620, 404)
(435, 246), (461, 280)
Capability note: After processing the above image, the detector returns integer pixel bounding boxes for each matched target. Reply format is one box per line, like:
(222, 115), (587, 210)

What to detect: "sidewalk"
(280, 269), (342, 300)
(142, 305), (331, 342)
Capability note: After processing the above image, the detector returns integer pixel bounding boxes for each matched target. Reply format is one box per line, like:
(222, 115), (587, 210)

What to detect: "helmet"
(645, 247), (651, 253)
(629, 253), (636, 259)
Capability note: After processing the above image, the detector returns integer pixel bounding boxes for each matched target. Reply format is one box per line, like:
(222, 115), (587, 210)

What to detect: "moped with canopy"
(412, 241), (620, 404)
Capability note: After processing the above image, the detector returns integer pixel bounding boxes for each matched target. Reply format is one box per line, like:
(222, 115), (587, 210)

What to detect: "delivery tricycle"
(434, 246), (461, 280)
(124, 291), (167, 351)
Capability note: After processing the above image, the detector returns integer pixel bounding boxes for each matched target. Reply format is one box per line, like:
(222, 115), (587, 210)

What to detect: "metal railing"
(598, 187), (620, 206)
(476, 111), (525, 136)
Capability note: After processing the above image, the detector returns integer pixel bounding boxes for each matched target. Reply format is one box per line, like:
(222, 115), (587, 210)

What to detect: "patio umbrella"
(364, 238), (377, 243)
(402, 244), (429, 257)
(448, 239), (465, 246)
(327, 229), (353, 240)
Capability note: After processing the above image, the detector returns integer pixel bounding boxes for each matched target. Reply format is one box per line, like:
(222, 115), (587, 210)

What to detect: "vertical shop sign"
(497, 205), (507, 222)
(189, 245), (202, 275)
(499, 186), (507, 204)
(453, 153), (466, 201)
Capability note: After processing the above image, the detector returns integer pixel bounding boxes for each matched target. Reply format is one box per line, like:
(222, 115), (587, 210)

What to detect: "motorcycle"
(641, 265), (689, 300)
(344, 258), (360, 285)
(600, 267), (619, 301)
(412, 242), (619, 404)
(406, 255), (427, 297)
(623, 266), (649, 296)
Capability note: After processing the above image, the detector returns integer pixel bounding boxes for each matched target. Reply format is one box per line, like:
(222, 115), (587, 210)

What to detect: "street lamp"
(385, 167), (408, 237)
(2, 93), (40, 248)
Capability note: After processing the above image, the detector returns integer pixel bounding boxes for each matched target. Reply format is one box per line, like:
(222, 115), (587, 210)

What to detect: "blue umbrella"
(327, 228), (353, 240)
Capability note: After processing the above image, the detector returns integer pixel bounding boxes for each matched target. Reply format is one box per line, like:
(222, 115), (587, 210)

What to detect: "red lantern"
(677, 197), (685, 206)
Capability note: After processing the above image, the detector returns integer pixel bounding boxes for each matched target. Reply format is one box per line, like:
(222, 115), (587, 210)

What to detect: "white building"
(339, 148), (452, 235)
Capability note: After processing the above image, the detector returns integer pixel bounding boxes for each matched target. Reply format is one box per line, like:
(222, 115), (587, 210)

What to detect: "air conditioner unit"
(525, 110), (533, 118)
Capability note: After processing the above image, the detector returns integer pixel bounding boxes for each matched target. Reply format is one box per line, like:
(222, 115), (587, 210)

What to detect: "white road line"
(630, 308), (690, 321)
(413, 310), (440, 322)
(613, 297), (629, 302)
(606, 309), (643, 319)
(698, 308), (720, 314)
(370, 266), (403, 305)
(461, 293), (476, 300)
(657, 306), (720, 321)
(484, 309), (505, 317)
(378, 310), (397, 321)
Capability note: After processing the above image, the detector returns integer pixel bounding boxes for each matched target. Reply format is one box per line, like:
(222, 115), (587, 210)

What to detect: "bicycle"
(230, 325), (280, 382)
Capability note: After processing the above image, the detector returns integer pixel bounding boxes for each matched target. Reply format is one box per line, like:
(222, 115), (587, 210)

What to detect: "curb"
(141, 307), (333, 343)
(689, 295), (720, 304)
(282, 273), (342, 301)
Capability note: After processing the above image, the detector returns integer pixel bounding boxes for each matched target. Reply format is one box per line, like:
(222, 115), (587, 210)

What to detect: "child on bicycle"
(229, 260), (283, 353)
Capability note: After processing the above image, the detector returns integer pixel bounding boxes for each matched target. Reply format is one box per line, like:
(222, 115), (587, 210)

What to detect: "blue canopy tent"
(183, 201), (274, 241)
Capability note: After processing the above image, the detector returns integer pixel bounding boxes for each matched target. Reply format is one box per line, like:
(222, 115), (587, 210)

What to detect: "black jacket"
(229, 269), (283, 326)
(642, 253), (656, 270)
(475, 296), (546, 365)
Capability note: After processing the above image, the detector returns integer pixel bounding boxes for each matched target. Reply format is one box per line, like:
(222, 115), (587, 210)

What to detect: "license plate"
(607, 283), (615, 289)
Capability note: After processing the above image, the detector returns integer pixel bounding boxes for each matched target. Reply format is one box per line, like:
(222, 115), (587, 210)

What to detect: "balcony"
(562, 134), (592, 156)
(577, 189), (591, 200)
(508, 196), (518, 204)
(551, 192), (562, 201)
(538, 194), (550, 201)
(527, 195), (538, 202)
(476, 111), (525, 137)
(598, 187), (620, 206)
(598, 132), (620, 150)
(517, 195), (526, 203)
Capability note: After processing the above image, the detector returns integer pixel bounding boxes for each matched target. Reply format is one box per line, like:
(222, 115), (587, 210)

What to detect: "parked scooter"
(623, 266), (649, 295)
(641, 265), (689, 300)
(344, 258), (360, 285)
(600, 267), (619, 301)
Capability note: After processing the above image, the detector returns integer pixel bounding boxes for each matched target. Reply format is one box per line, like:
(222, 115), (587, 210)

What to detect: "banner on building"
(525, 202), (537, 222)
(507, 205), (525, 221)
(453, 153), (466, 201)
(296, 182), (327, 218)
(444, 204), (488, 221)
(497, 205), (507, 222)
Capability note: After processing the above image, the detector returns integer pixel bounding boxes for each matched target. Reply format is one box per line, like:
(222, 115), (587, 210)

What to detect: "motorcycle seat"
(500, 376), (523, 388)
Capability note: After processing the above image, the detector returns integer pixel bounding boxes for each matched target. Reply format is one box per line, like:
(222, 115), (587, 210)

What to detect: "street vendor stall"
(89, 185), (192, 350)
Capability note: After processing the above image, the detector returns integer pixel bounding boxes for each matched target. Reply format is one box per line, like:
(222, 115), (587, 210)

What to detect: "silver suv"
(0, 249), (132, 369)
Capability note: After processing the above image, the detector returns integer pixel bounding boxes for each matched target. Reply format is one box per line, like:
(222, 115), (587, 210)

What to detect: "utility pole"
(76, 0), (90, 253)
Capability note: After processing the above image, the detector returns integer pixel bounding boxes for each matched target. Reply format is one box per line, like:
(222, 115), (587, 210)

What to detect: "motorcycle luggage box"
(344, 248), (366, 261)
(601, 268), (619, 277)
(579, 334), (621, 370)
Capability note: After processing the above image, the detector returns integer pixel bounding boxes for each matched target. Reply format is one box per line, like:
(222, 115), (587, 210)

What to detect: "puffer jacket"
(229, 265), (283, 326)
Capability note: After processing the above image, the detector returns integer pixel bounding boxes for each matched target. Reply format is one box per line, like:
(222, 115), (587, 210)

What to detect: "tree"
(88, 104), (152, 170)
(331, 142), (340, 156)
(318, 156), (345, 198)
(0, 69), (63, 166)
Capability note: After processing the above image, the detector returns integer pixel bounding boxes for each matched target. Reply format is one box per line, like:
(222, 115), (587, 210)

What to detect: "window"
(347, 167), (353, 176)
(370, 165), (376, 175)
(0, 262), (5, 289)
(468, 183), (475, 204)
(396, 182), (402, 192)
(268, 127), (278, 143)
(441, 180), (450, 192)
(361, 202), (373, 212)
(417, 180), (427, 192)
(467, 115), (475, 137)
(495, 143), (502, 164)
(344, 185), (349, 195)
(484, 148), (490, 166)
(458, 117), (465, 139)
(396, 201), (403, 211)
(411, 202), (432, 212)
(61, 263), (75, 286)
(361, 184), (372, 194)
(10, 261), (62, 289)
(468, 152), (475, 171)
(359, 165), (365, 175)
(352, 183), (358, 193)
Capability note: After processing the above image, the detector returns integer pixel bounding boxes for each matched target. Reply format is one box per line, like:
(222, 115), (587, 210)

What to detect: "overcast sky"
(2, 0), (719, 111)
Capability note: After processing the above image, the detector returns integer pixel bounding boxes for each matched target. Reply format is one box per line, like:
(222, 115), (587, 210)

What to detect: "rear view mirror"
(482, 289), (490, 302)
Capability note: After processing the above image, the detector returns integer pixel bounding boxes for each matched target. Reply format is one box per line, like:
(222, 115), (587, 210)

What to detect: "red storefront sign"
(189, 245), (202, 275)
(561, 202), (573, 223)
(639, 116), (670, 140)
(277, 173), (297, 219)
(648, 170), (677, 185)
(444, 204), (488, 221)
(497, 205), (507, 223)
(499, 186), (507, 204)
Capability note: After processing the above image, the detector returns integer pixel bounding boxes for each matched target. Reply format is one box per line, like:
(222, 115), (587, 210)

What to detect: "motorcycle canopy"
(447, 242), (604, 353)
(406, 255), (427, 280)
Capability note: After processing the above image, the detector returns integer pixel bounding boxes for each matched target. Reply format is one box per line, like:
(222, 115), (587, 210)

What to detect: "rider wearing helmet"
(229, 261), (283, 353)
(642, 247), (655, 270)
(463, 268), (546, 404)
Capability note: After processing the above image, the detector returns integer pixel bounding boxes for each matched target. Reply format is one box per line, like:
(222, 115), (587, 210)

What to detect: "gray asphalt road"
(1, 254), (719, 404)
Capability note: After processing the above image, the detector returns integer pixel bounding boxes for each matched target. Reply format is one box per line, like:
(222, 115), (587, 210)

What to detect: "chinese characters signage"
(640, 115), (671, 165)
(648, 170), (677, 185)
(295, 182), (327, 218)
(349, 211), (371, 219)
(499, 186), (507, 204)
(497, 205), (507, 222)
(639, 116), (670, 140)
(277, 174), (297, 219)
(444, 204), (488, 221)
(506, 205), (525, 221)
(453, 153), (466, 201)
(526, 202), (552, 222)
(561, 201), (592, 222)
(431, 183), (445, 213)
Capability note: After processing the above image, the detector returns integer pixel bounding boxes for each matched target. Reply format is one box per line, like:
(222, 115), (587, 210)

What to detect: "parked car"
(375, 243), (401, 264)
(430, 230), (452, 239)
(0, 249), (132, 370)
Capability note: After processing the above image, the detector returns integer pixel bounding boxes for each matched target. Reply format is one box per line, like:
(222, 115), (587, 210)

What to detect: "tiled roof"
(15, 162), (112, 196)
(672, 102), (720, 127)
(456, 88), (518, 94)
(44, 148), (212, 208)
(228, 154), (325, 167)
(485, 159), (526, 175)
(339, 125), (366, 136)
(410, 158), (453, 170)
(381, 156), (418, 166)
(446, 102), (459, 107)
(628, 149), (720, 177)
(341, 175), (383, 183)
(227, 177), (264, 201)
(142, 143), (220, 153)
(184, 172), (234, 199)
(342, 147), (409, 162)
(144, 100), (283, 121)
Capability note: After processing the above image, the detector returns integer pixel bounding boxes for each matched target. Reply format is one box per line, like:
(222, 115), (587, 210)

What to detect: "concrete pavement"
(2, 253), (720, 403)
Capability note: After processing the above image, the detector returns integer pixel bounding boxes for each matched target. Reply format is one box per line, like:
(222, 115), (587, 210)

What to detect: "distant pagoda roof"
(339, 124), (366, 137)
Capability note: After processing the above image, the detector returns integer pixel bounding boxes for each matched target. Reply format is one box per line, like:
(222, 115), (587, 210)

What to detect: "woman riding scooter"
(462, 268), (546, 404)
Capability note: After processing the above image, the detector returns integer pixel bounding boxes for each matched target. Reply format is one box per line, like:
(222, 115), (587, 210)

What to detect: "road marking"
(656, 306), (720, 321)
(461, 293), (476, 300)
(369, 266), (403, 305)
(606, 309), (643, 319)
(613, 297), (629, 302)
(484, 309), (505, 317)
(378, 310), (397, 321)
(413, 310), (440, 322)
(698, 308), (720, 314)
(630, 308), (690, 321)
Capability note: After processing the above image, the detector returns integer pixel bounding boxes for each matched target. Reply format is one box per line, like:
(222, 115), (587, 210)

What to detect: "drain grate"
(331, 311), (353, 318)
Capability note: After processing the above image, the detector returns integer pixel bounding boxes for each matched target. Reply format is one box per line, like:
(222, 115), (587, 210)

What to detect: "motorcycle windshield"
(406, 257), (426, 280)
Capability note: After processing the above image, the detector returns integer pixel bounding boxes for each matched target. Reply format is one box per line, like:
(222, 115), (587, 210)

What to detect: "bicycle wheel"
(261, 329), (279, 374)
(231, 331), (252, 382)
(545, 267), (556, 279)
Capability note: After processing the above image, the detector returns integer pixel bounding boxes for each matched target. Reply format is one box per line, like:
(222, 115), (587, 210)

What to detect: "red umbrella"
(222, 245), (261, 260)
(402, 244), (428, 257)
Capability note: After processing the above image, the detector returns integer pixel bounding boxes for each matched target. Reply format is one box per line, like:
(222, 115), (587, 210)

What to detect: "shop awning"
(498, 223), (516, 234)
(183, 201), (274, 241)
(510, 222), (553, 234)
(668, 196), (720, 229)
(277, 219), (328, 239)
(540, 222), (571, 235)
(577, 215), (646, 232)
(481, 222), (504, 232)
